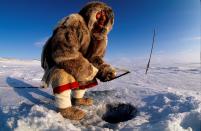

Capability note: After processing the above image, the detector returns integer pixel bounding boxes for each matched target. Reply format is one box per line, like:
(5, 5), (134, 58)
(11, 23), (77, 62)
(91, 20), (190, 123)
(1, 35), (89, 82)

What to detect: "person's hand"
(96, 64), (116, 82)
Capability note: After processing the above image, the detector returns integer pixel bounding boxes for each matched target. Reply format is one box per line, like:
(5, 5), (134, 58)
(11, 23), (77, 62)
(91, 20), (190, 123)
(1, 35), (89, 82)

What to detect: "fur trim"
(85, 65), (98, 81)
(79, 1), (114, 34)
(40, 80), (48, 88)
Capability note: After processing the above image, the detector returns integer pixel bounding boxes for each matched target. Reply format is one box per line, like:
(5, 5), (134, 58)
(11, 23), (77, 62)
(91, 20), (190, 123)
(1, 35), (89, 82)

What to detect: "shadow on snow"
(0, 77), (55, 130)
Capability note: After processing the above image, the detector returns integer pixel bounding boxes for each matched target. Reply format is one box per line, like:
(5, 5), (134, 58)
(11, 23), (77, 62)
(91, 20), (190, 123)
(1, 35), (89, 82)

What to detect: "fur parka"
(41, 2), (114, 87)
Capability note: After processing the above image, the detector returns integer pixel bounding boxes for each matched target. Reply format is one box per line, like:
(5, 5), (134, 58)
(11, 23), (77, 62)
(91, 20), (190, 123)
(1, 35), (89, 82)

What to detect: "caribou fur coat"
(41, 2), (114, 87)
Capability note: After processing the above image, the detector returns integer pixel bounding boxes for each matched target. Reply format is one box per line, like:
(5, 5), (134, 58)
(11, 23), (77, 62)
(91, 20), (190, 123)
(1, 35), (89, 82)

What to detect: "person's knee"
(51, 69), (75, 88)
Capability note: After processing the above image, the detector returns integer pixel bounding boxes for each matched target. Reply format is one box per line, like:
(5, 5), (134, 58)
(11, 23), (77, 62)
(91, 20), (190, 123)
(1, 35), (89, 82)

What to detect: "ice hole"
(99, 103), (137, 124)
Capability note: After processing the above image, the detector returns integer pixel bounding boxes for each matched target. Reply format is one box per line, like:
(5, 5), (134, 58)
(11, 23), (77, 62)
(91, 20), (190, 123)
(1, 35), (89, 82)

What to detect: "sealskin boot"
(72, 98), (93, 106)
(59, 107), (86, 120)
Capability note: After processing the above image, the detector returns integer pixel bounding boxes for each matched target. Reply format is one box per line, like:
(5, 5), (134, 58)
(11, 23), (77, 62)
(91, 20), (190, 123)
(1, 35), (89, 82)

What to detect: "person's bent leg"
(72, 65), (98, 106)
(71, 79), (98, 106)
(51, 68), (85, 120)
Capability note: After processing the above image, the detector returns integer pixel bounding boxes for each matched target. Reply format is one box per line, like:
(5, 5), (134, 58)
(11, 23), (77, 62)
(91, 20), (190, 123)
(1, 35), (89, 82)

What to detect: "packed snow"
(0, 58), (200, 131)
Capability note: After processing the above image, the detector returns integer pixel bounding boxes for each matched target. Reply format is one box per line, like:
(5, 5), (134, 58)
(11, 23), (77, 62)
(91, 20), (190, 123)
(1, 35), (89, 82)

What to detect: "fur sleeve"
(51, 27), (97, 82)
(86, 38), (108, 69)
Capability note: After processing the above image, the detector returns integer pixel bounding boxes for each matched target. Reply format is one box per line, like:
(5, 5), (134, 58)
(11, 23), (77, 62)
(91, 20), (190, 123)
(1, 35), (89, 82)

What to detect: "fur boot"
(59, 107), (86, 120)
(72, 97), (93, 106)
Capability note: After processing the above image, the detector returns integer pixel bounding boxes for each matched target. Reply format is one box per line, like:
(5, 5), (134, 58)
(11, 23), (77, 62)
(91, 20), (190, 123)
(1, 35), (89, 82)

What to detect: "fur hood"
(79, 1), (114, 35)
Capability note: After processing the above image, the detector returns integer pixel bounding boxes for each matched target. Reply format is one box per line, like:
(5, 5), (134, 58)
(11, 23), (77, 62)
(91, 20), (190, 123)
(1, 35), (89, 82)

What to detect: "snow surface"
(0, 58), (200, 131)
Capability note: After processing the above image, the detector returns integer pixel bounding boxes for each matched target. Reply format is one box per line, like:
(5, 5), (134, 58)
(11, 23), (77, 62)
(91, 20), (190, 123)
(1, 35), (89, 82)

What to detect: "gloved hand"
(96, 64), (116, 82)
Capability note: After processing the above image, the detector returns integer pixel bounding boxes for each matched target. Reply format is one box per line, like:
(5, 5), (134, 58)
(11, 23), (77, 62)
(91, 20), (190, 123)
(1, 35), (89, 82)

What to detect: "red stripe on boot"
(53, 82), (79, 94)
(78, 81), (98, 89)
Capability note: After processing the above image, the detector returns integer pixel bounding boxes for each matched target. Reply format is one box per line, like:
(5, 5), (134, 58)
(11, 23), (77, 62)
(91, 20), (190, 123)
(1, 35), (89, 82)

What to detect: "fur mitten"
(96, 64), (116, 81)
